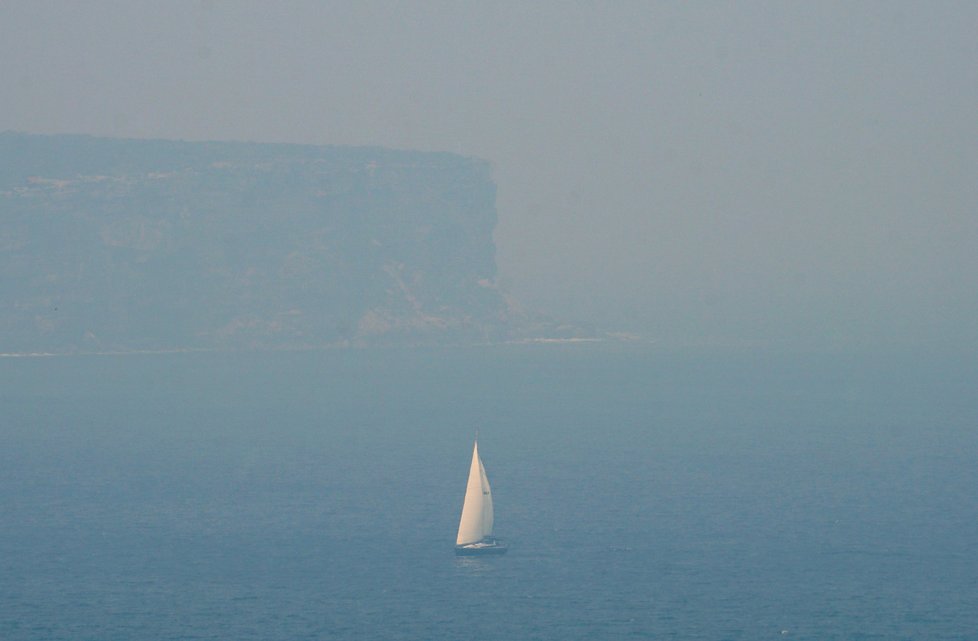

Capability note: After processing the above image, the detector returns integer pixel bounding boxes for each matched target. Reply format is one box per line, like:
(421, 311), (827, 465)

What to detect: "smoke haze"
(2, 1), (975, 349)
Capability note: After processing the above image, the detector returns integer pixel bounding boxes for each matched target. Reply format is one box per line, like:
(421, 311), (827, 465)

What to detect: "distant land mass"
(0, 132), (592, 353)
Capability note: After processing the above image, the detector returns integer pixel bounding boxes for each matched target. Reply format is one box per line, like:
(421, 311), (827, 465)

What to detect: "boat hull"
(455, 538), (508, 556)
(454, 543), (508, 556)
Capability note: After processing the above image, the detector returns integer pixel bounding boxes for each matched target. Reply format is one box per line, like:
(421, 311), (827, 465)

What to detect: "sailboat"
(455, 438), (507, 555)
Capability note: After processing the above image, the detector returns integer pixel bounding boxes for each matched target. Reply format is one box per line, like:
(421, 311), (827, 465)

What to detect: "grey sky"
(2, 1), (976, 349)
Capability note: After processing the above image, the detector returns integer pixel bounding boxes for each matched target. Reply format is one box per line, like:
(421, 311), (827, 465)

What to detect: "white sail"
(456, 440), (494, 545)
(479, 457), (493, 537)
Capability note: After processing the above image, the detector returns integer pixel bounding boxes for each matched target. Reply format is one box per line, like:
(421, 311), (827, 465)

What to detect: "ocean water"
(1, 345), (976, 640)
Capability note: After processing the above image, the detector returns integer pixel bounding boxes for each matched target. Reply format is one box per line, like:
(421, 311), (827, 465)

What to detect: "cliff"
(0, 132), (532, 353)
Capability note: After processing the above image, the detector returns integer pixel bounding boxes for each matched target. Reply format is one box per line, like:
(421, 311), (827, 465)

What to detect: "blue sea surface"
(1, 345), (976, 640)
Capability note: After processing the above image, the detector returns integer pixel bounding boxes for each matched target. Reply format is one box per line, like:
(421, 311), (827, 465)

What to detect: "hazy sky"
(2, 1), (976, 349)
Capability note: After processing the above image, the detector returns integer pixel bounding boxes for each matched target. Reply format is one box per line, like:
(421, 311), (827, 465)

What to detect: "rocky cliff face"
(0, 132), (525, 352)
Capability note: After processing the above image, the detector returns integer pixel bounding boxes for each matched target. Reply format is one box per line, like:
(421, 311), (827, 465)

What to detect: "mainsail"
(456, 440), (494, 545)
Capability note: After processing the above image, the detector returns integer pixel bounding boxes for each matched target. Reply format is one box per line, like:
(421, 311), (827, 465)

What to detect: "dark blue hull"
(454, 538), (508, 556)
(455, 544), (508, 556)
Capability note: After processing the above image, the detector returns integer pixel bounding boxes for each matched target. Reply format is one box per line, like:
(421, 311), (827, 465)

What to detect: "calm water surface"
(1, 345), (976, 640)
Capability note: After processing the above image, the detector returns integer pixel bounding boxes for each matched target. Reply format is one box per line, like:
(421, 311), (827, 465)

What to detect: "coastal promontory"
(0, 132), (556, 353)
